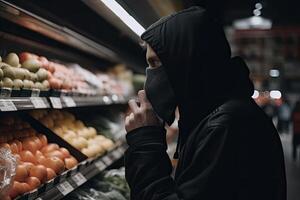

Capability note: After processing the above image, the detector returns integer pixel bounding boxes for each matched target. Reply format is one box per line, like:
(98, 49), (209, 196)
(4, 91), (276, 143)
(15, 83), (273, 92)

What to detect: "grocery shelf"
(0, 0), (120, 63)
(0, 95), (129, 112)
(15, 142), (127, 200)
(49, 94), (128, 109)
(0, 97), (50, 111)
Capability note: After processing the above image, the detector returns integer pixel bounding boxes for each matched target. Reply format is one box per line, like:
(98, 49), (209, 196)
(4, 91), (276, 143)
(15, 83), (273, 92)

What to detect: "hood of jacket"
(141, 6), (254, 150)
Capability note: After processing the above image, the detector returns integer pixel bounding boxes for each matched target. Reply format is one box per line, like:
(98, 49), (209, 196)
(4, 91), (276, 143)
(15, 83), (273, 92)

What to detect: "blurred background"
(1, 0), (300, 200)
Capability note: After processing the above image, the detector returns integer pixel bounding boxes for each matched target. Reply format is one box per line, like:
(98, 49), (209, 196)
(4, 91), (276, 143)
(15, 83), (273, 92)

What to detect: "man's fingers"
(128, 99), (139, 113)
(129, 112), (134, 119)
(125, 116), (130, 125)
(138, 90), (151, 108)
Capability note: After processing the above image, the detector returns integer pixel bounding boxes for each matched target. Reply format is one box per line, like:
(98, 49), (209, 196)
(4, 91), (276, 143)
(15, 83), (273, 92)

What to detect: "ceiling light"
(270, 90), (282, 99)
(100, 0), (145, 36)
(253, 9), (261, 16)
(269, 69), (280, 77)
(233, 2), (272, 30)
(255, 3), (263, 9)
(234, 16), (272, 29)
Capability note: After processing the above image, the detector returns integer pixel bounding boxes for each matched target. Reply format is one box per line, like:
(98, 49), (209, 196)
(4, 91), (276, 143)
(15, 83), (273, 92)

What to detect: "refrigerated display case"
(0, 1), (137, 199)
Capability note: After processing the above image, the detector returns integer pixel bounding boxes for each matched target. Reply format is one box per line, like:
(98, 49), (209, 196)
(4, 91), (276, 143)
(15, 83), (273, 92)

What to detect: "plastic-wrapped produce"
(0, 148), (17, 200)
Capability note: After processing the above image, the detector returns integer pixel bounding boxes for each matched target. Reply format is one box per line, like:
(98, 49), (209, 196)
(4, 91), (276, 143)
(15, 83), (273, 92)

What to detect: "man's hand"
(125, 90), (162, 132)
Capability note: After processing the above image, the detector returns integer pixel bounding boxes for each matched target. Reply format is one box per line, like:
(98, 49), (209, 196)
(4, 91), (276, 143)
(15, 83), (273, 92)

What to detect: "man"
(125, 7), (286, 200)
(292, 100), (300, 160)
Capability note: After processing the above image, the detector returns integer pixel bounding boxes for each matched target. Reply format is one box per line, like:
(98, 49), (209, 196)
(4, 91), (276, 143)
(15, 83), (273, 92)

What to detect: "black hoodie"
(125, 6), (286, 200)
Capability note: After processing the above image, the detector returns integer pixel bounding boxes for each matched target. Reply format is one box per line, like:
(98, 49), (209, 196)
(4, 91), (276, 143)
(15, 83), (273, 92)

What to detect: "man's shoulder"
(207, 98), (261, 128)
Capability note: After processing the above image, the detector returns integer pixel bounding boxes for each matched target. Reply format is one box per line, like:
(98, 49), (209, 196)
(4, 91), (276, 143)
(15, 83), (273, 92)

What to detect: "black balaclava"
(141, 6), (254, 153)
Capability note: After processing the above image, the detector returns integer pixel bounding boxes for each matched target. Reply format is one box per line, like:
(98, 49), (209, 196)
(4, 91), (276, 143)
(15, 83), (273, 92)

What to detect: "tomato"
(19, 52), (38, 63)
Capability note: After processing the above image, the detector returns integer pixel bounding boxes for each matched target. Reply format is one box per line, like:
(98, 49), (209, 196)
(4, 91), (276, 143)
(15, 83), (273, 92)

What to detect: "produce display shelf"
(49, 94), (127, 109)
(15, 142), (127, 200)
(0, 97), (50, 111)
(0, 0), (119, 62)
(0, 95), (129, 112)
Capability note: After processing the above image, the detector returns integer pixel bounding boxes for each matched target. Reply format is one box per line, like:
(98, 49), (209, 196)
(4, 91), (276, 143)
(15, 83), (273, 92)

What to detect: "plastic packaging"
(0, 147), (17, 199)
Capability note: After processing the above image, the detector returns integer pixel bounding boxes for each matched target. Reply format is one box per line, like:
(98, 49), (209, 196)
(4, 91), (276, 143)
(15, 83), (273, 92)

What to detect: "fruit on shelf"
(2, 77), (13, 88)
(28, 165), (47, 183)
(2, 65), (16, 79)
(23, 80), (34, 89)
(21, 59), (41, 73)
(0, 68), (3, 79)
(36, 68), (48, 81)
(0, 52), (50, 91)
(13, 79), (23, 90)
(30, 110), (115, 158)
(19, 52), (38, 63)
(4, 53), (20, 67)
(0, 115), (79, 199)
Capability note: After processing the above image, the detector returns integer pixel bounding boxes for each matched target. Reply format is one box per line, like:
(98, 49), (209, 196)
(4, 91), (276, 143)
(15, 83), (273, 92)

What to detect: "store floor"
(280, 133), (300, 200)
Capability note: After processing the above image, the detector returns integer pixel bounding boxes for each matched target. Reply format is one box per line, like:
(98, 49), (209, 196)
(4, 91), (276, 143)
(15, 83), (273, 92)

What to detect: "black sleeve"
(125, 125), (234, 200)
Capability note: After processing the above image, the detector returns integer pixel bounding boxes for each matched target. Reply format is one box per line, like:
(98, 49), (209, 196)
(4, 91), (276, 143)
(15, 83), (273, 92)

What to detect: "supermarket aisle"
(280, 134), (300, 200)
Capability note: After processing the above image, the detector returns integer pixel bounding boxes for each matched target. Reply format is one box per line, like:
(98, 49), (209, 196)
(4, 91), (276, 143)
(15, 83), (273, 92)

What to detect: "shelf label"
(102, 156), (112, 165)
(57, 181), (74, 196)
(112, 150), (121, 159)
(72, 172), (87, 186)
(95, 160), (106, 171)
(30, 97), (47, 108)
(50, 97), (62, 109)
(0, 100), (17, 111)
(31, 89), (40, 97)
(0, 88), (12, 97)
(62, 97), (76, 107)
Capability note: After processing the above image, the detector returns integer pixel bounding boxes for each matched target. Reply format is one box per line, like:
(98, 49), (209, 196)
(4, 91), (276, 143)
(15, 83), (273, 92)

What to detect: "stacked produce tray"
(0, 95), (128, 112)
(0, 1), (135, 200)
(15, 143), (126, 200)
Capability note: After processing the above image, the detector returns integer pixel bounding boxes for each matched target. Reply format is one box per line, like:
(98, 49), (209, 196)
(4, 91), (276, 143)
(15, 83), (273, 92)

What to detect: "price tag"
(62, 97), (76, 107)
(102, 156), (112, 165)
(0, 88), (12, 97)
(31, 89), (40, 97)
(72, 172), (87, 186)
(0, 100), (17, 111)
(30, 97), (47, 108)
(57, 181), (74, 196)
(50, 97), (62, 109)
(95, 160), (106, 171)
(112, 150), (121, 159)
